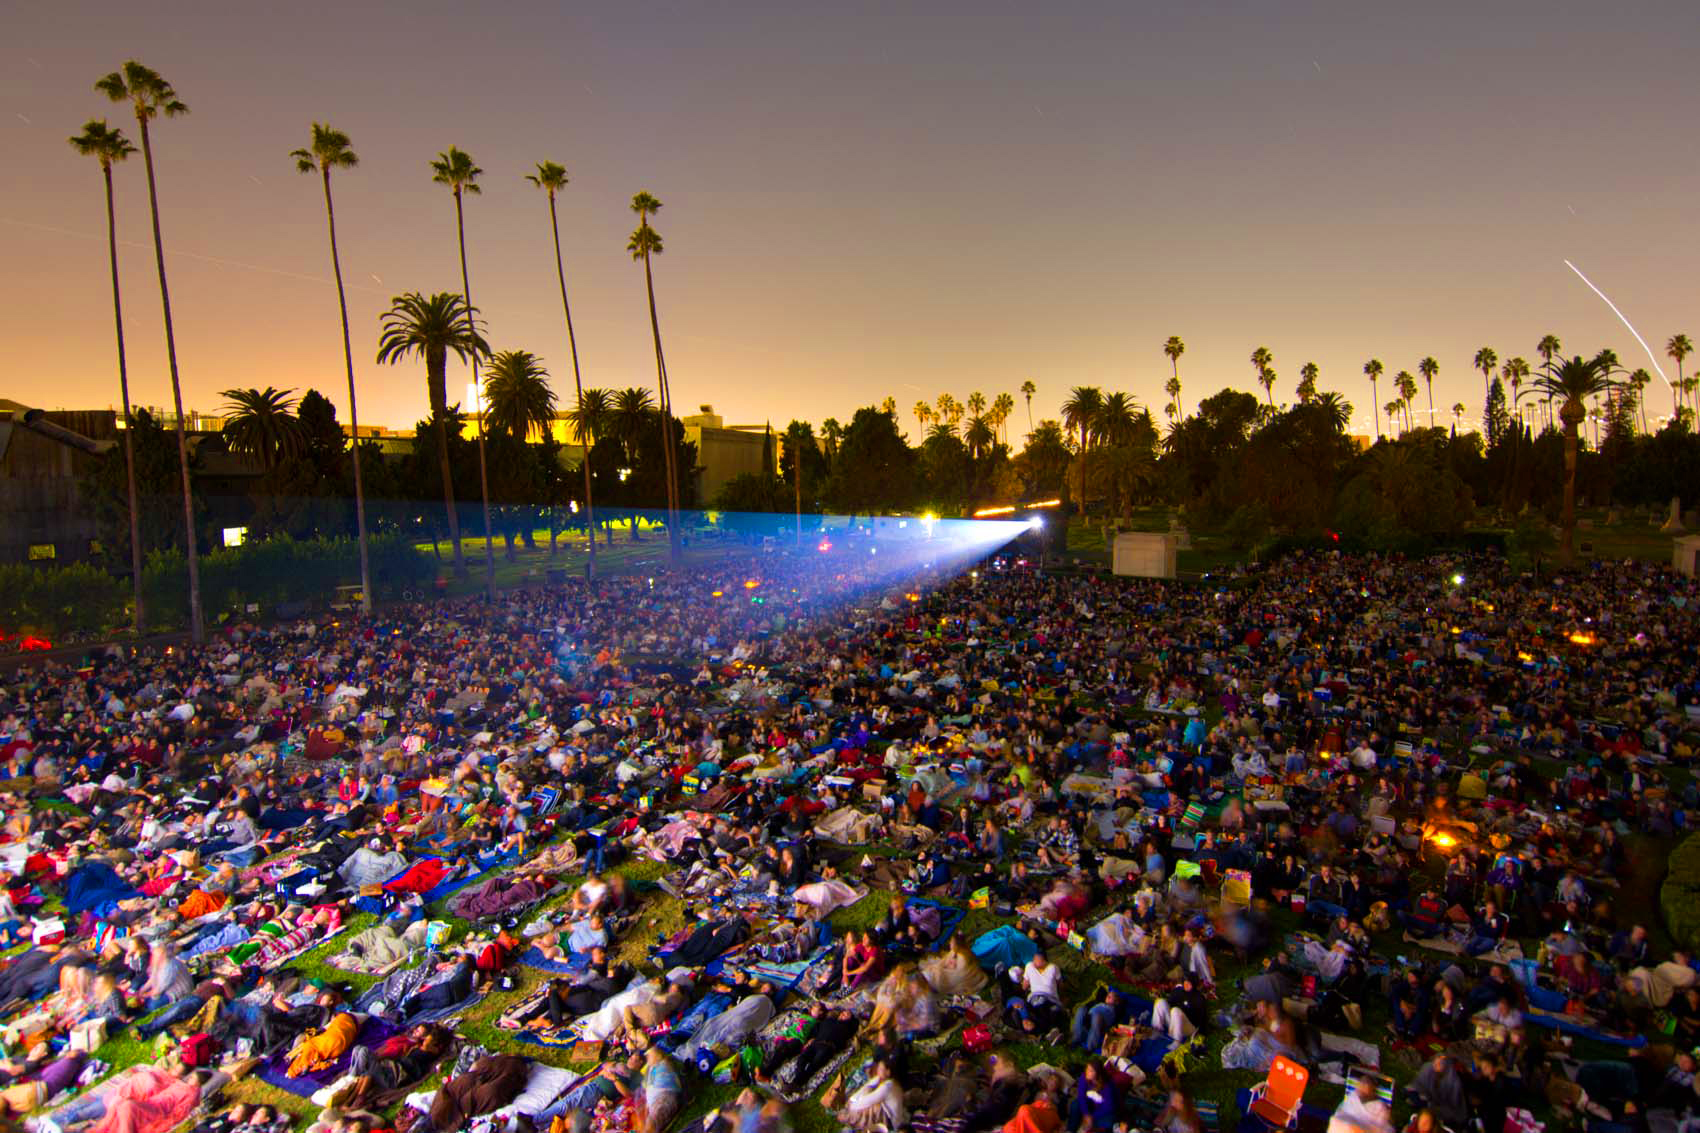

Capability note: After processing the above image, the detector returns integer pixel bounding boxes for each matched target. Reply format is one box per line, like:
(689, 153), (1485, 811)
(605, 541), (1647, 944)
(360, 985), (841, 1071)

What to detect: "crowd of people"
(0, 541), (1695, 1133)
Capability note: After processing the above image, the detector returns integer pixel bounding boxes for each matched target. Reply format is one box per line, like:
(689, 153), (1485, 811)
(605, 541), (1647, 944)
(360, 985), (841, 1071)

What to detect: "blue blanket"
(64, 862), (137, 918)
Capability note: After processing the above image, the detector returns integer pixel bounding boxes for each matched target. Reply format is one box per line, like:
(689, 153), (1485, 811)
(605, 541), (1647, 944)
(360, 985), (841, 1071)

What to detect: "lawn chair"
(1247, 1055), (1309, 1130)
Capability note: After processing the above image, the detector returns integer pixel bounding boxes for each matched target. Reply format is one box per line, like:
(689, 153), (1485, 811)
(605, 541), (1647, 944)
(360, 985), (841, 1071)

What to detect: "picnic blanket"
(64, 862), (137, 917)
(517, 946), (581, 975)
(256, 1016), (401, 1097)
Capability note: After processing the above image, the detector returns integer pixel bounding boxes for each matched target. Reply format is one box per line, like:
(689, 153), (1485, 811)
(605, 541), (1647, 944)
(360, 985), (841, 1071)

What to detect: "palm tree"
(527, 160), (598, 573)
(1473, 346), (1498, 397)
(627, 191), (681, 563)
(1385, 400), (1403, 433)
(291, 123), (371, 613)
(431, 146), (495, 594)
(69, 119), (145, 634)
(484, 350), (556, 441)
(1395, 371), (1419, 432)
(1537, 334), (1562, 368)
(1250, 347), (1273, 403)
(1258, 367), (1277, 406)
(992, 393), (1015, 443)
(567, 388), (612, 448)
(376, 292), (489, 571)
(1296, 362), (1319, 404)
(1418, 356), (1439, 426)
(1503, 357), (1530, 428)
(1094, 392), (1138, 447)
(1060, 386), (1103, 504)
(880, 396), (897, 418)
(610, 388), (656, 449)
(1163, 336), (1185, 393)
(967, 392), (987, 418)
(913, 401), (933, 432)
(1524, 354), (1623, 565)
(1451, 402), (1466, 432)
(97, 61), (203, 642)
(1363, 359), (1384, 438)
(1628, 369), (1652, 433)
(936, 393), (962, 429)
(965, 415), (995, 459)
(1163, 375), (1182, 421)
(219, 387), (305, 469)
(1313, 391), (1353, 433)
(1668, 334), (1692, 420)
(1020, 379), (1037, 433)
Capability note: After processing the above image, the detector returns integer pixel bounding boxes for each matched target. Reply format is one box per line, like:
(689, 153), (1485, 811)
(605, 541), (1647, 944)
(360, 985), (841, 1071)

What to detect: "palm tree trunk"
(1370, 384), (1379, 439)
(546, 191), (596, 579)
(134, 114), (203, 643)
(1560, 417), (1579, 566)
(102, 162), (145, 635)
(641, 249), (682, 566)
(452, 189), (496, 598)
(321, 167), (372, 614)
(1426, 381), (1435, 429)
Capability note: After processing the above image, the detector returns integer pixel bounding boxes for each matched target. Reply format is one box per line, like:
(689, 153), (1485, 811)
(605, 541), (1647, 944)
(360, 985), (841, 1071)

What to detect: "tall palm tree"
(219, 387), (305, 469)
(964, 415), (995, 459)
(526, 160), (598, 574)
(69, 119), (145, 634)
(966, 392), (987, 419)
(484, 350), (556, 441)
(375, 292), (489, 570)
(1473, 346), (1498, 397)
(1628, 369), (1652, 434)
(1250, 347), (1273, 403)
(1363, 359), (1384, 438)
(913, 401), (932, 432)
(1385, 400), (1403, 432)
(291, 123), (371, 613)
(1418, 356), (1439, 426)
(1668, 334), (1692, 420)
(1536, 334), (1562, 368)
(1258, 367), (1277, 406)
(431, 146), (496, 594)
(936, 393), (962, 429)
(1395, 371), (1419, 432)
(992, 393), (1015, 443)
(1060, 386), (1103, 505)
(1503, 357), (1530, 428)
(1163, 336), (1185, 394)
(627, 191), (681, 563)
(97, 61), (203, 642)
(1524, 354), (1623, 565)
(1451, 402), (1466, 432)
(1296, 362), (1319, 404)
(1163, 375), (1182, 421)
(1020, 379), (1037, 433)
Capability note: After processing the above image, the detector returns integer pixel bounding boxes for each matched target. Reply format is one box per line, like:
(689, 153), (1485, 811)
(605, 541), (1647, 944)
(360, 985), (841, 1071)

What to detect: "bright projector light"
(1027, 516), (1043, 530)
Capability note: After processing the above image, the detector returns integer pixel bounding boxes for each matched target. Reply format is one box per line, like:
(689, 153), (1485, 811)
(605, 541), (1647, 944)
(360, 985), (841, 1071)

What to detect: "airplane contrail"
(1563, 259), (1671, 389)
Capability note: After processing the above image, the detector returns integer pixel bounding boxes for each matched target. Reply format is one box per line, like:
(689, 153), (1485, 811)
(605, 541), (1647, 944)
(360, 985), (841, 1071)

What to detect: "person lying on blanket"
(285, 1007), (359, 1077)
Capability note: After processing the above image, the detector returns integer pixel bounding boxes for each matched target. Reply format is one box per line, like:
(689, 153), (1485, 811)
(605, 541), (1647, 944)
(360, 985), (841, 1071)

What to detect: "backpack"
(180, 1032), (218, 1068)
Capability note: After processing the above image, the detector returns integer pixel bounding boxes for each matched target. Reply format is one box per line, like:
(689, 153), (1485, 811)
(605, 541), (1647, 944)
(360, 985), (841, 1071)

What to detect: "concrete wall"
(1675, 536), (1700, 579)
(1112, 532), (1178, 579)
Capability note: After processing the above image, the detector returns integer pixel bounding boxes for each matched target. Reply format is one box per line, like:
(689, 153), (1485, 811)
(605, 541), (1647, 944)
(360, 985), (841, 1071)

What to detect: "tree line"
(71, 61), (695, 643)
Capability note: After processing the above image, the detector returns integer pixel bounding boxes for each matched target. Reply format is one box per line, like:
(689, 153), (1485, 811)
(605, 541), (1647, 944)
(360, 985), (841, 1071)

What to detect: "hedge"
(2, 534), (434, 640)
(1660, 830), (1700, 952)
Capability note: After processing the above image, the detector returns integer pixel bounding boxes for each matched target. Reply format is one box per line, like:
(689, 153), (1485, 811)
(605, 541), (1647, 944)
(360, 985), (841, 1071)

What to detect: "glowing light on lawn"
(1568, 631), (1597, 646)
(973, 505), (1016, 518)
(1430, 832), (1458, 850)
(1028, 516), (1044, 530)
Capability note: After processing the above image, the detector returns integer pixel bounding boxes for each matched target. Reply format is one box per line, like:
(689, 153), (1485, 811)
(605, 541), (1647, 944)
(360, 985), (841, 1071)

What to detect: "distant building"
(681, 406), (769, 506)
(0, 400), (117, 565)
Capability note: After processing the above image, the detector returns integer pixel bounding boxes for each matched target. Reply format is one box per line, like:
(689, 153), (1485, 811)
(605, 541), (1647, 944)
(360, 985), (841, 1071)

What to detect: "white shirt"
(1022, 960), (1062, 1003)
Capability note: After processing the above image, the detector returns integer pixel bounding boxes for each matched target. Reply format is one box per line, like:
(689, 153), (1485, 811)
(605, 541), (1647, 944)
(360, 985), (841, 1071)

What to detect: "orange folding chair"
(1247, 1055), (1309, 1130)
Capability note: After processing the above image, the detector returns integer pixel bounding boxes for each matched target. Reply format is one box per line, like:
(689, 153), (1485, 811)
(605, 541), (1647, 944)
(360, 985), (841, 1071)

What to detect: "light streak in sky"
(1563, 259), (1671, 389)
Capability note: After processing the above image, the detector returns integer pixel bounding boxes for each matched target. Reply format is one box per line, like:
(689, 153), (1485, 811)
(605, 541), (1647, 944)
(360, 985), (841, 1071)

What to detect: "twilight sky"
(5, 1), (1696, 437)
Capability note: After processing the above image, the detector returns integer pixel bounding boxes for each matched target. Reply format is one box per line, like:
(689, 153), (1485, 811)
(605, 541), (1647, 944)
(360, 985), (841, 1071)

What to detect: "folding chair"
(1248, 1055), (1309, 1130)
